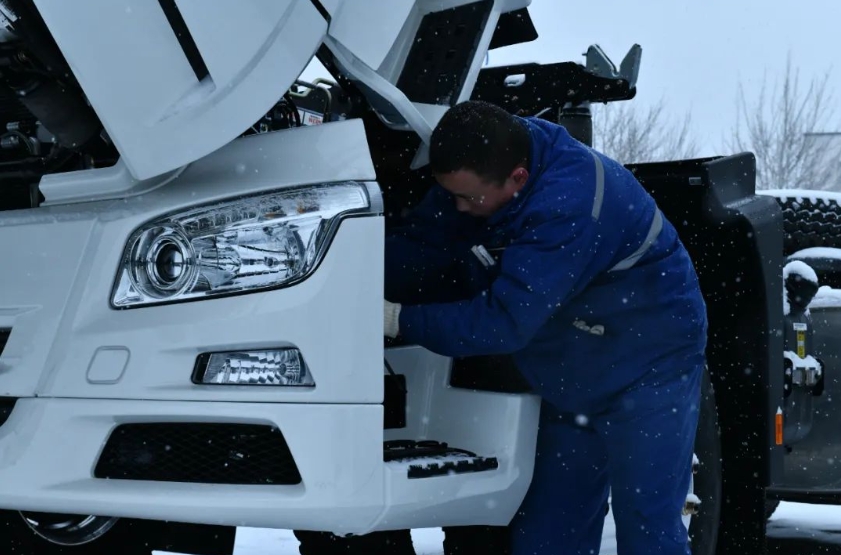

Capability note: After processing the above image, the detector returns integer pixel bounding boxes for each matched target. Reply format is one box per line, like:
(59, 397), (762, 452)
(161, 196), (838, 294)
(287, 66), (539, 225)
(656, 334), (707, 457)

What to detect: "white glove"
(384, 300), (402, 338)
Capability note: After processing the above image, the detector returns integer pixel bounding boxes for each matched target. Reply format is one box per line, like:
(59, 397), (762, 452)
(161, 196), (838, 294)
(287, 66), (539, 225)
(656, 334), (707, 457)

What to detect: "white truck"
(0, 1), (826, 554)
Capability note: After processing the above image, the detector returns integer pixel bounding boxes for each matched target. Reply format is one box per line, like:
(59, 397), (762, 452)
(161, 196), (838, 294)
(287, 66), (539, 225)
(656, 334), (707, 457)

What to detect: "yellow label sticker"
(796, 330), (806, 358)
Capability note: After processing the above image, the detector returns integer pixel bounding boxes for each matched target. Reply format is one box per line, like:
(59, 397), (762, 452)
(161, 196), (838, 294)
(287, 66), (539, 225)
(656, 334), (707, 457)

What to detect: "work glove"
(384, 300), (402, 338)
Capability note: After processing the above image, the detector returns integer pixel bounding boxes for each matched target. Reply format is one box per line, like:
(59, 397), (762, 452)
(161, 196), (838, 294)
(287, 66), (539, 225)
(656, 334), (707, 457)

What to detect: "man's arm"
(396, 203), (611, 357)
(385, 184), (474, 304)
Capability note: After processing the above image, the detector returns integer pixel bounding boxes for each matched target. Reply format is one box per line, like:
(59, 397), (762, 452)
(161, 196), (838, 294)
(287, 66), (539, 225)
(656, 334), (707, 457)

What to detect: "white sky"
(491, 0), (841, 156)
(302, 0), (840, 157)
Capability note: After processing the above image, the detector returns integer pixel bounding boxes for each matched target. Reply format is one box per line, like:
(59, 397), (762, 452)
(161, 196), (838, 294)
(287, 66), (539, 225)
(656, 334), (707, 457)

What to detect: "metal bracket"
(585, 44), (642, 89)
(473, 49), (641, 117)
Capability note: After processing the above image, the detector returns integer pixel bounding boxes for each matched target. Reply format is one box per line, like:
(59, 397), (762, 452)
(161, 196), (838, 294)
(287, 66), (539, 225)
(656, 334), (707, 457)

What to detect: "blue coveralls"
(384, 117), (708, 555)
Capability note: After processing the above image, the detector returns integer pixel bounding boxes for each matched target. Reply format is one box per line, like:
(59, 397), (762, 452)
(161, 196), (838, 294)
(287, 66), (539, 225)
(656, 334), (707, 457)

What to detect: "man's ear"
(511, 166), (529, 188)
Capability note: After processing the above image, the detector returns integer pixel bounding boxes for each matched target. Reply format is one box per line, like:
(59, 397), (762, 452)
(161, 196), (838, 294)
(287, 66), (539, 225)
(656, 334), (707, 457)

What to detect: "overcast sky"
(488, 0), (840, 156)
(303, 0), (840, 157)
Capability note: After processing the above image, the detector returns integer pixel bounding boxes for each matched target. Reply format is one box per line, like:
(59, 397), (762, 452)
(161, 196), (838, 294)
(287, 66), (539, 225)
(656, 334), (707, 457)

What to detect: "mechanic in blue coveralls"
(383, 100), (708, 555)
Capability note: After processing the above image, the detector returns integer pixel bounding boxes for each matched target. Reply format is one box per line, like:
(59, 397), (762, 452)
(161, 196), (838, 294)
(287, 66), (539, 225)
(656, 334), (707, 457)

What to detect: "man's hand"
(384, 300), (402, 338)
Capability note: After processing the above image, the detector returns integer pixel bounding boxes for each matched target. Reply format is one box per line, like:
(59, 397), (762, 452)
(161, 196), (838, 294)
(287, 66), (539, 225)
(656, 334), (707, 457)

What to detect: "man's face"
(435, 167), (529, 218)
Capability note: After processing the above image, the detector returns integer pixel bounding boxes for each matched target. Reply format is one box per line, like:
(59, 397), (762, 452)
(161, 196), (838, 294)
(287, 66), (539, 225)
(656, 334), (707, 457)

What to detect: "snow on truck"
(0, 0), (837, 554)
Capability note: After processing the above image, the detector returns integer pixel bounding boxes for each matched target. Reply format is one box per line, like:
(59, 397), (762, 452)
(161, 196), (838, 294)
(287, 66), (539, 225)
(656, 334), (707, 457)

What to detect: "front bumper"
(0, 398), (383, 533)
(0, 394), (536, 535)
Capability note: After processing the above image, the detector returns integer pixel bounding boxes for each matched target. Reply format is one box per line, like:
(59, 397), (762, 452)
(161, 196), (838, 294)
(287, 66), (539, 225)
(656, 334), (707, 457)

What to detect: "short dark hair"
(429, 100), (531, 185)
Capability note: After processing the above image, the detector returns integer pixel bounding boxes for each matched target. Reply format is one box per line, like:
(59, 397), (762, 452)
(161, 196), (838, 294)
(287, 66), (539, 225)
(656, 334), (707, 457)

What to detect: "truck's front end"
(5, 1), (749, 553)
(1, 118), (392, 533)
(0, 1), (548, 552)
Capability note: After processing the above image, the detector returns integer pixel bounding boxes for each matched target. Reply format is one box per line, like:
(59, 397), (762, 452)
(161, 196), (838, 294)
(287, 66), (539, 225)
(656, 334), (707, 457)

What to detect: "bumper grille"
(94, 423), (302, 485)
(0, 329), (9, 357)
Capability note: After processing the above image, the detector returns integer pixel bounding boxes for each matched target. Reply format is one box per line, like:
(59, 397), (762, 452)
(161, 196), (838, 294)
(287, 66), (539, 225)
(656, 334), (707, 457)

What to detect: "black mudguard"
(628, 153), (786, 552)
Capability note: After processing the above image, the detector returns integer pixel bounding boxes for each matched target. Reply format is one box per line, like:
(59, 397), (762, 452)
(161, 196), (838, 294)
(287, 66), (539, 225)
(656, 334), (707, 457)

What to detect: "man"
(383, 100), (708, 554)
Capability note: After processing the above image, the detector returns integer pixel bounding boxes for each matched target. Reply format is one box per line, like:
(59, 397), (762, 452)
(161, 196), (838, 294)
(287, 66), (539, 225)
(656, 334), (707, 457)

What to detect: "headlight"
(112, 182), (376, 308)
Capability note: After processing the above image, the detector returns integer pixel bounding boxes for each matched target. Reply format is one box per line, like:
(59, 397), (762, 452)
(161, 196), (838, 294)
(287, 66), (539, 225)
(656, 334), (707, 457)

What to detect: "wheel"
(687, 365), (722, 555)
(766, 192), (841, 255)
(765, 499), (781, 520)
(1, 511), (153, 555)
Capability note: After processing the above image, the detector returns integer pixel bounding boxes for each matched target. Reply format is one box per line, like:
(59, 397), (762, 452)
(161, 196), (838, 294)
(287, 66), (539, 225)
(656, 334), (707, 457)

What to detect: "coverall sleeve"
(397, 201), (610, 357)
(384, 185), (470, 303)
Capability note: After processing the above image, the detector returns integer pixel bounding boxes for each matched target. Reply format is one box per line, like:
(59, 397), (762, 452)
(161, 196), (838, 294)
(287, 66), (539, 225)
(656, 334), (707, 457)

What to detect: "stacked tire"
(763, 191), (841, 288)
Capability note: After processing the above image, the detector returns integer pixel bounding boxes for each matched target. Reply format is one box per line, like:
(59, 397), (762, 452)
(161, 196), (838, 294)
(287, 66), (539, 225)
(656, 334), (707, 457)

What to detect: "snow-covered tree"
(727, 55), (840, 191)
(591, 98), (698, 164)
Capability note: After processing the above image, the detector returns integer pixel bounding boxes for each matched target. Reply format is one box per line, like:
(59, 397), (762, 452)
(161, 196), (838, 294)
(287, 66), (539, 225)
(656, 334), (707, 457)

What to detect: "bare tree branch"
(591, 98), (698, 164)
(727, 54), (840, 191)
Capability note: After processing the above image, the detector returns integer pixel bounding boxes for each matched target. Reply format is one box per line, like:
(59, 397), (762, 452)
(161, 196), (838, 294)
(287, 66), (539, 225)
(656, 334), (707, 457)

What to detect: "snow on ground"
(153, 516), (618, 555)
(768, 502), (841, 552)
(155, 504), (841, 554)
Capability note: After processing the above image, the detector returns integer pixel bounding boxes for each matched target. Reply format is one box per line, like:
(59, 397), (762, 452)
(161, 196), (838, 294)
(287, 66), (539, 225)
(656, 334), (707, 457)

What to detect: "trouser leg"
(508, 412), (610, 555)
(595, 365), (702, 555)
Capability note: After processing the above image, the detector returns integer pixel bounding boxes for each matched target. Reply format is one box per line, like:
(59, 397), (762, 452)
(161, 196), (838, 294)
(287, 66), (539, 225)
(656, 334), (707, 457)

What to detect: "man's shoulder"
(513, 184), (594, 232)
(527, 149), (600, 206)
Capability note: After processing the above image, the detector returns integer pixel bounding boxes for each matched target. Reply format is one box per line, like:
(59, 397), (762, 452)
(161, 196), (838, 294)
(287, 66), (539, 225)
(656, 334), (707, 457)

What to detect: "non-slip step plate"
(384, 441), (499, 479)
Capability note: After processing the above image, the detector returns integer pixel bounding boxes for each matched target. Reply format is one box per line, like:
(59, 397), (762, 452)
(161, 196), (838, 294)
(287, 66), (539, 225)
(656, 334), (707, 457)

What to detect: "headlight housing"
(193, 349), (314, 387)
(112, 182), (375, 308)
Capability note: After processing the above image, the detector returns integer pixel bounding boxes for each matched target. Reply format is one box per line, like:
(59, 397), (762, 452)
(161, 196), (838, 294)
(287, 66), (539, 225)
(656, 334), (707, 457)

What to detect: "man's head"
(429, 100), (531, 217)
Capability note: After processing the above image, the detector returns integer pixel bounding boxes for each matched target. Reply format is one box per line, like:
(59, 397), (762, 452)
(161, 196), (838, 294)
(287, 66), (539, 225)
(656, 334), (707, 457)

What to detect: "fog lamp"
(193, 349), (314, 386)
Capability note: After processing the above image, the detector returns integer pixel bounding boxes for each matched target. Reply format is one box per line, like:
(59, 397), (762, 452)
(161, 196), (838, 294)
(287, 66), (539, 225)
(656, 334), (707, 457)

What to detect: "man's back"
(384, 101), (706, 555)
(387, 116), (707, 414)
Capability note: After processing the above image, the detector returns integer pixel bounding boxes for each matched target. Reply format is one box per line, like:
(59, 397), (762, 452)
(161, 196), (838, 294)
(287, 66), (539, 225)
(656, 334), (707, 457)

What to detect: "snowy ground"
(154, 502), (841, 554)
(767, 503), (841, 553)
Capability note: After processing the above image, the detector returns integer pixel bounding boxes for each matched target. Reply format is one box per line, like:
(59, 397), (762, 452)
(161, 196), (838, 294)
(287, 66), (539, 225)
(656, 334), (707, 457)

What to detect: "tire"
(777, 189), (841, 287)
(687, 366), (722, 555)
(1, 512), (153, 555)
(765, 191), (841, 255)
(765, 499), (781, 520)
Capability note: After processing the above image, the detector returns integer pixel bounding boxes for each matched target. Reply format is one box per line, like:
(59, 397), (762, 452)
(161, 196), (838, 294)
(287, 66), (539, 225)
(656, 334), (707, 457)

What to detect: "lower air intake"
(94, 423), (302, 485)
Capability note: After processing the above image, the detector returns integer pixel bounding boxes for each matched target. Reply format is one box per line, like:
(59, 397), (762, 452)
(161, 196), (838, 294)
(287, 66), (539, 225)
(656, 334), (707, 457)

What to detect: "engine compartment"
(0, 0), (116, 210)
(0, 0), (641, 216)
(0, 0), (336, 210)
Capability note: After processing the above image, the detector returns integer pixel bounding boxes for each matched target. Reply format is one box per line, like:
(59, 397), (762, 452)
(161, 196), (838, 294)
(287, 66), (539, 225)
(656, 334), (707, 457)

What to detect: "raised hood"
(25, 0), (534, 184)
(30, 0), (328, 180)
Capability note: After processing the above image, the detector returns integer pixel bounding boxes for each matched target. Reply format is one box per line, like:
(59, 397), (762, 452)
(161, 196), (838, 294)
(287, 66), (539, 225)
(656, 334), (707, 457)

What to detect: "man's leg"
(508, 411), (610, 555)
(595, 365), (702, 555)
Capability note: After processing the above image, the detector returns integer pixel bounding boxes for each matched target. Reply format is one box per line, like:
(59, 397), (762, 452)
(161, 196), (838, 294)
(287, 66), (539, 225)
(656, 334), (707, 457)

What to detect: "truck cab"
(0, 1), (818, 554)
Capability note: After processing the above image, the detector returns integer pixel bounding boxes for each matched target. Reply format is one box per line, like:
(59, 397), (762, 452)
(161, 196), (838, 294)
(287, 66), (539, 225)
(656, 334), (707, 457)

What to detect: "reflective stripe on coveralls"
(587, 149), (665, 273)
(509, 148), (701, 555)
